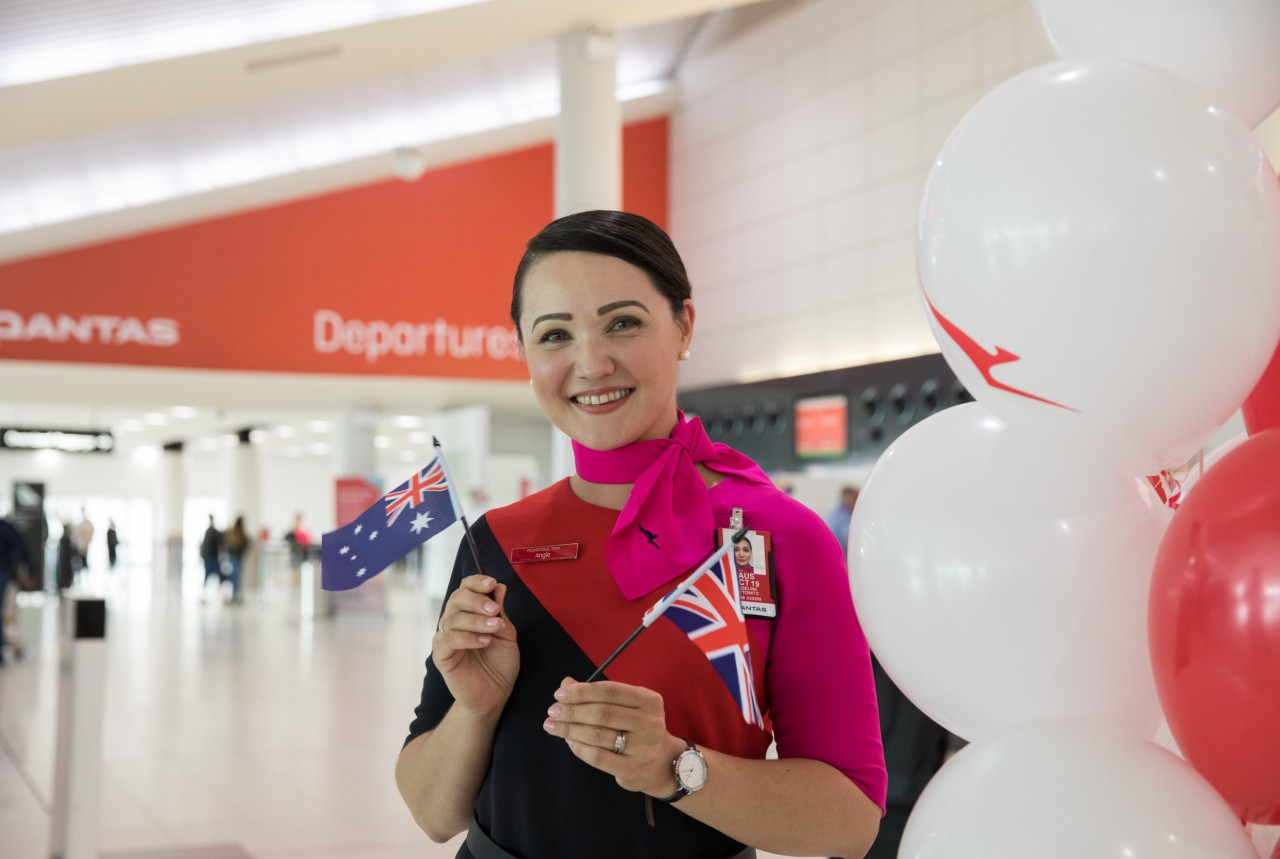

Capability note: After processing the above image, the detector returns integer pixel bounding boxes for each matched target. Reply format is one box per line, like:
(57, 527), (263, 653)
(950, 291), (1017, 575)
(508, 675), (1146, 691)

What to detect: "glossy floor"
(0, 562), (463, 859)
(0, 564), (804, 859)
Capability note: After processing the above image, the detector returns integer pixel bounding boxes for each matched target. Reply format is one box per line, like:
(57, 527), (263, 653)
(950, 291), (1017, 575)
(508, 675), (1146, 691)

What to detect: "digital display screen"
(793, 394), (848, 459)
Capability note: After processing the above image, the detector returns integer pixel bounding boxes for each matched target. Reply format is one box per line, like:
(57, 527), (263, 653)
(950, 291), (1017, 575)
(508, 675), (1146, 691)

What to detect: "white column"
(228, 429), (260, 532)
(335, 405), (378, 479)
(158, 442), (185, 583)
(50, 597), (107, 859)
(556, 25), (621, 217)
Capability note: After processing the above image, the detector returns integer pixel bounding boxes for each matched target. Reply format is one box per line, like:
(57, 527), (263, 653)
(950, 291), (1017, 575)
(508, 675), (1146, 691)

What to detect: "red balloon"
(1150, 429), (1280, 823)
(1243, 341), (1280, 435)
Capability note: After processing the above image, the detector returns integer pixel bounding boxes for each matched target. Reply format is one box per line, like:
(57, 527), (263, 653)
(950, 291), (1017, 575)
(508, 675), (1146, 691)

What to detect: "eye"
(537, 328), (569, 344)
(608, 316), (641, 332)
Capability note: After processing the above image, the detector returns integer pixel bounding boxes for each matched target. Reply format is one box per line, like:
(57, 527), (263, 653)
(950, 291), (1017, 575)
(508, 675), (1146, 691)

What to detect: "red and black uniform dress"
(406, 477), (886, 858)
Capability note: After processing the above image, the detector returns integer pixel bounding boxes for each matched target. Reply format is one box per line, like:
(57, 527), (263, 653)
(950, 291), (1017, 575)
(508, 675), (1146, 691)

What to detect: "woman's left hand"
(543, 676), (682, 797)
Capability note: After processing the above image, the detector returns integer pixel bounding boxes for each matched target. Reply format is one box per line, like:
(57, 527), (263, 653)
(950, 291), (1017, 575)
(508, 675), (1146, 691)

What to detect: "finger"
(443, 586), (503, 623)
(544, 718), (628, 754)
(546, 700), (640, 734)
(490, 581), (513, 626)
(459, 574), (500, 597)
(565, 736), (626, 775)
(556, 679), (654, 709)
(438, 604), (507, 637)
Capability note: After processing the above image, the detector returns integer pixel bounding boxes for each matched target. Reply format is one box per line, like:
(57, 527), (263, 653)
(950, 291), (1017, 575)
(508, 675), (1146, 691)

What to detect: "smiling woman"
(396, 211), (887, 859)
(518, 251), (692, 453)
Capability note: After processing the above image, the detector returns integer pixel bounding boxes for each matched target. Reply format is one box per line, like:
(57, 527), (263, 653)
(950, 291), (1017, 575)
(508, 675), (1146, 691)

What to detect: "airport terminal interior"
(3, 0), (1279, 857)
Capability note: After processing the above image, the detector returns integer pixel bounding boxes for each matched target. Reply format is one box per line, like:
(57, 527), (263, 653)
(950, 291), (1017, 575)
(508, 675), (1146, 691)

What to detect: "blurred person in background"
(0, 513), (34, 663)
(824, 486), (859, 557)
(200, 515), (225, 602)
(224, 515), (250, 605)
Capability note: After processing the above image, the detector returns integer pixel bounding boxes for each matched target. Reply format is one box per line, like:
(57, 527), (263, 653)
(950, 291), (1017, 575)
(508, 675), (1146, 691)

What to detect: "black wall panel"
(678, 353), (971, 472)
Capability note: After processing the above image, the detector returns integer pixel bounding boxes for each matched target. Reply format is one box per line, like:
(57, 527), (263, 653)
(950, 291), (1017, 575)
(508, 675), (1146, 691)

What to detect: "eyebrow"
(597, 300), (649, 316)
(530, 300), (651, 330)
(530, 312), (572, 329)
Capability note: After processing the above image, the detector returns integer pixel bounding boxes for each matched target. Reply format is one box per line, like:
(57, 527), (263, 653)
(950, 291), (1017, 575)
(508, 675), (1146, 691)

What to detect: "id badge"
(718, 527), (777, 619)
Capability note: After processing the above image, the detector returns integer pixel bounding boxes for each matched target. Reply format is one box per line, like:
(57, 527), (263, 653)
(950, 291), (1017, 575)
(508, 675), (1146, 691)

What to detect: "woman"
(733, 533), (753, 579)
(225, 515), (250, 604)
(397, 211), (885, 858)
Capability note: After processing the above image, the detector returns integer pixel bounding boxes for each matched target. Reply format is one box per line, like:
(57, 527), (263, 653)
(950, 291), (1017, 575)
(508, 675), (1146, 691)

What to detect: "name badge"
(509, 543), (580, 564)
(718, 527), (777, 619)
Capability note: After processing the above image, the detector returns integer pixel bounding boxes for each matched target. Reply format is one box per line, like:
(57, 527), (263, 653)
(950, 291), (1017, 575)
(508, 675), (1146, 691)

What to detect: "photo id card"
(718, 527), (777, 618)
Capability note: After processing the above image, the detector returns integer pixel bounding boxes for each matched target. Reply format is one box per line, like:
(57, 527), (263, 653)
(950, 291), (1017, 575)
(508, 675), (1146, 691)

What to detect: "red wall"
(0, 117), (668, 382)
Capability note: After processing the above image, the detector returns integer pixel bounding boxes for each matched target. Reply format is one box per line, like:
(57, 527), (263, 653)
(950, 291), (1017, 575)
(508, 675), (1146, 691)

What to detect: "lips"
(572, 388), (632, 406)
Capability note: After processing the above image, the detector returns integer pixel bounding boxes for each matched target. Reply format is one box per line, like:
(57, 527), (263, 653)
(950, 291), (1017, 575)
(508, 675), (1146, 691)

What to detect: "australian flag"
(321, 456), (462, 591)
(661, 548), (764, 728)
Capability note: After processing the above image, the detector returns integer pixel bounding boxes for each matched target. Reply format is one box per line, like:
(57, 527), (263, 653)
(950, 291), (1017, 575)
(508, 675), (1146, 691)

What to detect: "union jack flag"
(385, 460), (448, 526)
(321, 452), (463, 591)
(660, 551), (764, 728)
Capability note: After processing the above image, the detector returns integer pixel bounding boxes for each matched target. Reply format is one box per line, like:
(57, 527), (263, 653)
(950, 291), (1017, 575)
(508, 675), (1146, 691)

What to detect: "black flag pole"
(433, 437), (486, 577)
(585, 527), (749, 682)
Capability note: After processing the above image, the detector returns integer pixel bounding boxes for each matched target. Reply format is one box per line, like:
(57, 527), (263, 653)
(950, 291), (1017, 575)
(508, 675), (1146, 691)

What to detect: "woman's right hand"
(432, 575), (519, 718)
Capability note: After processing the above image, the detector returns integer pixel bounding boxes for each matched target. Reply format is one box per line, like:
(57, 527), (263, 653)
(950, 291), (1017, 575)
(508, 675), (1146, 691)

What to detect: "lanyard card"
(718, 527), (777, 619)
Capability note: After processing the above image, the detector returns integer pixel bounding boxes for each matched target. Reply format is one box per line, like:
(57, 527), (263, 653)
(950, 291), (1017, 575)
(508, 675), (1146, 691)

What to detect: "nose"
(573, 333), (615, 380)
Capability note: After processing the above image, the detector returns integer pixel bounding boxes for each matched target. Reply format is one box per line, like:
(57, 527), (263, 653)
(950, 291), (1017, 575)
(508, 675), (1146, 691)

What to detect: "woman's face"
(734, 540), (751, 567)
(519, 251), (693, 452)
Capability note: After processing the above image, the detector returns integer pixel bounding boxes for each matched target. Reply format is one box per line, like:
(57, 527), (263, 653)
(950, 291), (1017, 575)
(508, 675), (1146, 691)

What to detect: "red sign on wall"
(794, 394), (849, 459)
(0, 119), (669, 382)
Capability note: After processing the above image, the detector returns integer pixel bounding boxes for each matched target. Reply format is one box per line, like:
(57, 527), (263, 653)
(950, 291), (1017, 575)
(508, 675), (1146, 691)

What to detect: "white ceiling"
(0, 0), (793, 450)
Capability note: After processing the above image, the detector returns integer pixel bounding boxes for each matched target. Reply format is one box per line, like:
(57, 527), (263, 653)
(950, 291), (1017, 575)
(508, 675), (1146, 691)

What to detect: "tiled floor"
(1, 563), (804, 859)
(0, 562), (465, 859)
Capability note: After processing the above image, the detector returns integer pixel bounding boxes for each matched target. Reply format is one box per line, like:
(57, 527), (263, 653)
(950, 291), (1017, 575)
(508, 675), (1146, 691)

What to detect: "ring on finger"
(612, 729), (627, 755)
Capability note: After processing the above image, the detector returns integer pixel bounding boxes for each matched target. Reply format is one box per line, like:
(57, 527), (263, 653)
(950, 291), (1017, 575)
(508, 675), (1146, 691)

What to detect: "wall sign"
(0, 427), (114, 453)
(0, 118), (669, 382)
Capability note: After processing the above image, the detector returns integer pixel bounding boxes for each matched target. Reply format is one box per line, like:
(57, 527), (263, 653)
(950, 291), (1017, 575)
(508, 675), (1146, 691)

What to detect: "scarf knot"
(572, 413), (771, 599)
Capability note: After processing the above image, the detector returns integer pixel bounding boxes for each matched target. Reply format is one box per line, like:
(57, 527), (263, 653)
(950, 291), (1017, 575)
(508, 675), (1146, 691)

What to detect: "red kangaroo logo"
(923, 293), (1077, 412)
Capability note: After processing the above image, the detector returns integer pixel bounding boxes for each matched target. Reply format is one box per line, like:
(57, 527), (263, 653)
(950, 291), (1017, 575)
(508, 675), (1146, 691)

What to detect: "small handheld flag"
(587, 528), (764, 728)
(321, 452), (463, 591)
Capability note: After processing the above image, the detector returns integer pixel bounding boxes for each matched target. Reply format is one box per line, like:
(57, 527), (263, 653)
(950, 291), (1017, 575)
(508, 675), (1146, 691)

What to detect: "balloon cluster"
(850, 3), (1280, 857)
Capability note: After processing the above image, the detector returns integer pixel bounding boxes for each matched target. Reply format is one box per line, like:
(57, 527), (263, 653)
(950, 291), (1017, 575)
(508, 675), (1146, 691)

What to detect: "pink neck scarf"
(572, 412), (772, 600)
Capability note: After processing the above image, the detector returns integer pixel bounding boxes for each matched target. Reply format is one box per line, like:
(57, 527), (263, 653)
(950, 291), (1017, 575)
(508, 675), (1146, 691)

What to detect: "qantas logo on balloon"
(923, 294), (1077, 412)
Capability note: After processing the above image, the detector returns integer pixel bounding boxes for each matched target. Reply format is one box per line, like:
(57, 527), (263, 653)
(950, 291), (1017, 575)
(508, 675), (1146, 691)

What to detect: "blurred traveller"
(200, 515), (225, 601)
(224, 515), (250, 604)
(0, 514), (34, 663)
(824, 486), (860, 556)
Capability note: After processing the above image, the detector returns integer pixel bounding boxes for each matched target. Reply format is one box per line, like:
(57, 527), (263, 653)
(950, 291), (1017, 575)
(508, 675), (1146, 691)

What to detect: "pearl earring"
(679, 350), (691, 361)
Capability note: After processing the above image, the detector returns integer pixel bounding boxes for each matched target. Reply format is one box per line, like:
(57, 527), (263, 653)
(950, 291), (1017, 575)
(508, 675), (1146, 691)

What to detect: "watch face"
(676, 749), (707, 791)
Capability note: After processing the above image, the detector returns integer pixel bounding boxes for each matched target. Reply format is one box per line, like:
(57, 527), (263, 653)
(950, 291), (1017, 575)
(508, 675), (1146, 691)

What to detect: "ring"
(612, 730), (627, 755)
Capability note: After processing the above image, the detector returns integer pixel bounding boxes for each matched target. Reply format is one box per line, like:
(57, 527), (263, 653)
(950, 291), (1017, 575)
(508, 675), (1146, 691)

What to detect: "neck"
(569, 474), (633, 511)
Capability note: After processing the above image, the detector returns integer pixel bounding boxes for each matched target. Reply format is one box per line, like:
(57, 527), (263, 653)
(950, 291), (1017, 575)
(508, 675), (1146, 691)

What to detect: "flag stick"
(434, 437), (486, 576)
(585, 527), (748, 682)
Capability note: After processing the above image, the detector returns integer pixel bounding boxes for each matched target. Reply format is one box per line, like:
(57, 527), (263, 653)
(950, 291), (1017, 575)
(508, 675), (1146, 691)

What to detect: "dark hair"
(510, 210), (691, 340)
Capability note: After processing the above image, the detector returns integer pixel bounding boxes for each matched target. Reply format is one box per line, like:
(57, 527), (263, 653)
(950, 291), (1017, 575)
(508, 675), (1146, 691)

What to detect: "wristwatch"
(657, 739), (707, 803)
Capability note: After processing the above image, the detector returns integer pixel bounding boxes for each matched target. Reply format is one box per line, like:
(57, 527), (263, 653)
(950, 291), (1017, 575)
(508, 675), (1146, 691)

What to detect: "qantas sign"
(0, 310), (179, 347)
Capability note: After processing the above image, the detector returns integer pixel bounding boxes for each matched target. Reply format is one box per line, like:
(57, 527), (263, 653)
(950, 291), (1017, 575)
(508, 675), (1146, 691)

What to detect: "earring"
(528, 379), (534, 385)
(679, 350), (691, 361)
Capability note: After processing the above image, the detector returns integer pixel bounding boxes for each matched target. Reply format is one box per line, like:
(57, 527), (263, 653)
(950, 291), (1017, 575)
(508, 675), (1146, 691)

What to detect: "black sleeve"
(404, 530), (481, 745)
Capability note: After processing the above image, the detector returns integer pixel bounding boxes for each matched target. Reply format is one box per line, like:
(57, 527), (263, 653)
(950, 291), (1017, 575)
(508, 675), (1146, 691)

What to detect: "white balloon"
(850, 403), (1168, 742)
(1033, 0), (1280, 129)
(918, 58), (1280, 475)
(901, 723), (1258, 859)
